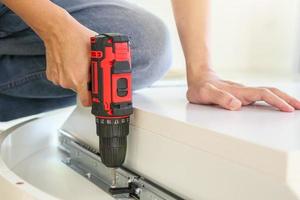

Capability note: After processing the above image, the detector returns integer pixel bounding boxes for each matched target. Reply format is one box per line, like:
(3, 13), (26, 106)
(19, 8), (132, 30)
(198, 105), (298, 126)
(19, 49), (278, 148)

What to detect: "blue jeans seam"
(0, 70), (46, 92)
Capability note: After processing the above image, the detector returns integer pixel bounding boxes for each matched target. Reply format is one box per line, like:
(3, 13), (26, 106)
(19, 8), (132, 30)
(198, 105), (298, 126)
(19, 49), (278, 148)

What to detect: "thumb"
(204, 84), (242, 111)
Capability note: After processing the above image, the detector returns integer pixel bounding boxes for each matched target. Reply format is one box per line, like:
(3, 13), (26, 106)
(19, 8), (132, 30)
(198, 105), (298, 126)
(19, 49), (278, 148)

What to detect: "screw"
(135, 188), (142, 195)
(111, 169), (117, 188)
(65, 157), (71, 164)
(86, 173), (91, 179)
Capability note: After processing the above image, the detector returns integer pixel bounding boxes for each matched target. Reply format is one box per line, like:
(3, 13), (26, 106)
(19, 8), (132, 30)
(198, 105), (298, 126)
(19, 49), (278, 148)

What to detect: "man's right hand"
(42, 11), (96, 107)
(2, 0), (96, 107)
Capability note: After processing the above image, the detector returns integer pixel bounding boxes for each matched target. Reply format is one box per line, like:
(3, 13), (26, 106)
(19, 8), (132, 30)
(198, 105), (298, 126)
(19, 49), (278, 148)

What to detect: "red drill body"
(90, 33), (133, 168)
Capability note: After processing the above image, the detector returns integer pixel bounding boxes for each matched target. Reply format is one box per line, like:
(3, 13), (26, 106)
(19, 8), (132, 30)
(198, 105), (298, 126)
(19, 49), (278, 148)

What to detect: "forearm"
(1, 0), (69, 40)
(171, 0), (211, 84)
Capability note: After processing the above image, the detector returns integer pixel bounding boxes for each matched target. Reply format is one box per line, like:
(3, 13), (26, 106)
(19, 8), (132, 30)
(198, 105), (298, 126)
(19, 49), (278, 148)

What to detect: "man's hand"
(172, 0), (300, 112)
(1, 0), (96, 106)
(187, 71), (300, 112)
(43, 13), (96, 106)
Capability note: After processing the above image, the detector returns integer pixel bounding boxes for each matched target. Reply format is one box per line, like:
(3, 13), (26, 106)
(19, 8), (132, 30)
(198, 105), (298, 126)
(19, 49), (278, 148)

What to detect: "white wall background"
(128, 0), (300, 76)
(127, 0), (185, 72)
(210, 0), (300, 75)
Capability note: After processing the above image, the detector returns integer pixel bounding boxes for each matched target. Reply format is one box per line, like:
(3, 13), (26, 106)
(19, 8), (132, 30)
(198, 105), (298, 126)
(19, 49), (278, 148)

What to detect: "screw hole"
(16, 182), (24, 185)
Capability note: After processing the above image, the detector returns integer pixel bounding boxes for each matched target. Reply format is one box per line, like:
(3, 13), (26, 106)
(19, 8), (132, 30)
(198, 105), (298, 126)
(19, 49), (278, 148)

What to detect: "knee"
(70, 2), (173, 89)
(131, 14), (173, 90)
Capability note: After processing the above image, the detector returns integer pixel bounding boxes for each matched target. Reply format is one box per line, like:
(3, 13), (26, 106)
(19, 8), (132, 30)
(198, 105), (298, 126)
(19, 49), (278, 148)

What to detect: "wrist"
(186, 63), (216, 86)
(2, 0), (70, 41)
(37, 7), (71, 41)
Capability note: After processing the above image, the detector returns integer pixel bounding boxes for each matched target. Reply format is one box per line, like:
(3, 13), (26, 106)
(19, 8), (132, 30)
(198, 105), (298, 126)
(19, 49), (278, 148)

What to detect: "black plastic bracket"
(109, 182), (140, 199)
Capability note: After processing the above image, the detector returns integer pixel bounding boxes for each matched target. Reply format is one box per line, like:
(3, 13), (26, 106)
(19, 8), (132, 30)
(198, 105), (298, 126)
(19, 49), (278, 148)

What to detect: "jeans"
(0, 0), (172, 121)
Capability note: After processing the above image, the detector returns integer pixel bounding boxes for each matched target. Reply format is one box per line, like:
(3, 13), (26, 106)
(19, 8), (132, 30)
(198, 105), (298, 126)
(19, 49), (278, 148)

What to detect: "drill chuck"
(96, 117), (130, 168)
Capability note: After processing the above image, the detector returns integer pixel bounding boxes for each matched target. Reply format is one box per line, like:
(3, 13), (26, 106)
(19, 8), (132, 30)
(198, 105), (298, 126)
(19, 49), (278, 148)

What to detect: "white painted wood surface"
(1, 80), (300, 199)
(61, 81), (300, 200)
(0, 108), (114, 200)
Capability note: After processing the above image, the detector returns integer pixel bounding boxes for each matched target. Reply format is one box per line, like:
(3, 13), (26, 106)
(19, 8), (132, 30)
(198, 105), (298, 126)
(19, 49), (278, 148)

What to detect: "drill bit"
(111, 168), (117, 188)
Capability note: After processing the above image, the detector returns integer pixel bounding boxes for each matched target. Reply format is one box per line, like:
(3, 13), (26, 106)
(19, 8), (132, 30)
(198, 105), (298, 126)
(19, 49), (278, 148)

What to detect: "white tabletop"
(2, 79), (299, 199)
(134, 81), (300, 152)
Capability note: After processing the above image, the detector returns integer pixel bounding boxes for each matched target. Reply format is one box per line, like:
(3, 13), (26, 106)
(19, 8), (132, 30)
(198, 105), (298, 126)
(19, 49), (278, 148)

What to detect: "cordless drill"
(90, 33), (133, 187)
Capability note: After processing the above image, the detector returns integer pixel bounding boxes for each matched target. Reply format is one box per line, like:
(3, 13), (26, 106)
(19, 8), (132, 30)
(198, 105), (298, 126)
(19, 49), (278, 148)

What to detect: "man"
(0, 0), (299, 121)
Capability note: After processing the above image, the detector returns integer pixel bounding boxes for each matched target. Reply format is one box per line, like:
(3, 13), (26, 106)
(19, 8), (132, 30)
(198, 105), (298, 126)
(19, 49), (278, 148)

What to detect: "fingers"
(46, 68), (59, 85)
(266, 87), (300, 110)
(46, 64), (91, 107)
(207, 85), (242, 110)
(45, 52), (59, 85)
(46, 68), (91, 107)
(239, 88), (294, 112)
(77, 82), (92, 107)
(195, 83), (242, 111)
(188, 78), (299, 112)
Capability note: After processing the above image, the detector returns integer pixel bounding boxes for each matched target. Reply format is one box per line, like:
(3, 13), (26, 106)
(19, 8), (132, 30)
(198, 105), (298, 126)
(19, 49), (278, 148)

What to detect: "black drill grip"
(96, 117), (130, 168)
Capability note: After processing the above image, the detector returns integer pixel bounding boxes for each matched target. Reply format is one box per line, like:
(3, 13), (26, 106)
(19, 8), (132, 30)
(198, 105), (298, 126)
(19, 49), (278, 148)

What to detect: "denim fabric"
(0, 0), (172, 121)
(0, 4), (6, 17)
